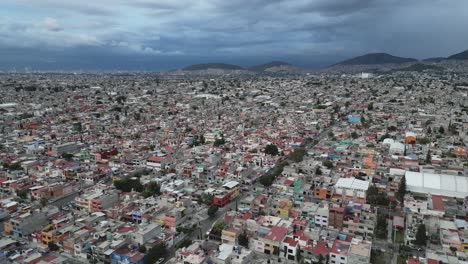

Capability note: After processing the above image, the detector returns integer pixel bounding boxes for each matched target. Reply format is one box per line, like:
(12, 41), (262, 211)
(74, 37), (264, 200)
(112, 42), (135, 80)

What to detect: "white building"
(405, 171), (468, 198)
(334, 178), (370, 201)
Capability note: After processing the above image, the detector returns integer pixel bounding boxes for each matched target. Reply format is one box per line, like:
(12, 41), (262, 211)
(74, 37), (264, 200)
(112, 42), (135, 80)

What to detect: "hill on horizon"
(448, 49), (468, 60)
(334, 53), (417, 66)
(395, 63), (445, 72)
(248, 61), (293, 72)
(183, 63), (243, 71)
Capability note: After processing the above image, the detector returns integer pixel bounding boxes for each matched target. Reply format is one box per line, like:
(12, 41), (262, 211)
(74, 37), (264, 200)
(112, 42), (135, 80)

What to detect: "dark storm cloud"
(1, 0), (468, 70)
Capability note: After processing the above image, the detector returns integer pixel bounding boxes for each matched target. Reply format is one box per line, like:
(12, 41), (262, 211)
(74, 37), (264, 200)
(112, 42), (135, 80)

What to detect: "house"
(329, 240), (351, 264)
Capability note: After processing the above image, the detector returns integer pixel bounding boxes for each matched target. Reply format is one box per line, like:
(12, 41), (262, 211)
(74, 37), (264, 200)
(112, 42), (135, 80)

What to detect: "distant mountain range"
(183, 63), (243, 71)
(181, 61), (299, 73)
(247, 61), (295, 72)
(179, 49), (468, 74)
(334, 53), (417, 66)
(394, 63), (445, 72)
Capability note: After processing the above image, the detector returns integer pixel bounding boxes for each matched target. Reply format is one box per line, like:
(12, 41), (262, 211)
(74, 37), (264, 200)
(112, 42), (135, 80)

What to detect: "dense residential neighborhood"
(0, 70), (467, 264)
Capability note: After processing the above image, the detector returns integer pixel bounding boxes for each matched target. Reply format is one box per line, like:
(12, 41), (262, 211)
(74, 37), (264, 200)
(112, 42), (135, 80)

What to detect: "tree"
(438, 126), (445, 134)
(264, 144), (279, 156)
(351, 131), (359, 139)
(114, 177), (144, 193)
(61, 153), (74, 161)
(315, 167), (322, 175)
(17, 189), (28, 200)
(317, 254), (325, 264)
(289, 148), (307, 162)
(367, 102), (374, 111)
(238, 231), (249, 248)
(48, 242), (59, 251)
(396, 176), (406, 203)
(213, 137), (226, 147)
(177, 239), (193, 249)
(426, 150), (431, 164)
(208, 205), (218, 218)
(211, 221), (225, 237)
(5, 162), (23, 171)
(414, 224), (427, 247)
(322, 160), (333, 169)
(375, 214), (388, 239)
(144, 243), (166, 264)
(142, 182), (161, 198)
(366, 185), (389, 207)
(40, 197), (48, 208)
(201, 193), (214, 206)
(139, 245), (147, 253)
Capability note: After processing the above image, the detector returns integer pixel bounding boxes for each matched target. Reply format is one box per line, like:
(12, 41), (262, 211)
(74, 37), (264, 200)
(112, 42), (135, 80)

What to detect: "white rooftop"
(405, 171), (468, 198)
(335, 177), (369, 191)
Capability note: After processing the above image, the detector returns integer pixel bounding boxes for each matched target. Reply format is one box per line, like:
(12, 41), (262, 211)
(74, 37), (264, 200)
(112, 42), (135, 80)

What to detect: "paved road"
(190, 193), (248, 240)
(50, 191), (79, 208)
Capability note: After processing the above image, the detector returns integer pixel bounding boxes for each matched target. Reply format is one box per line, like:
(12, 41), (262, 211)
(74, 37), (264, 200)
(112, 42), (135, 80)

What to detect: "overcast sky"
(1, 0), (468, 71)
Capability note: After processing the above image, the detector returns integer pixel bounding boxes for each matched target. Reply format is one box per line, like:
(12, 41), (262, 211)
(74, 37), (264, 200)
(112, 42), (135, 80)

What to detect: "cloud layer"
(1, 0), (468, 70)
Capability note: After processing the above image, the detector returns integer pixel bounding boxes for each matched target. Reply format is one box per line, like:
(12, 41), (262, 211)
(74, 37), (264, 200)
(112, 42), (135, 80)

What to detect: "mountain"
(395, 63), (445, 72)
(422, 57), (446, 62)
(183, 63), (243, 71)
(248, 61), (293, 72)
(448, 49), (468, 60)
(335, 53), (417, 66)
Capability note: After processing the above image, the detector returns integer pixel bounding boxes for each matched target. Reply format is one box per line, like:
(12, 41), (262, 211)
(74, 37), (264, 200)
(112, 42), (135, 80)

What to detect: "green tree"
(144, 243), (166, 264)
(323, 160), (333, 169)
(213, 137), (226, 147)
(139, 245), (147, 253)
(351, 131), (359, 139)
(238, 231), (249, 248)
(142, 181), (161, 198)
(375, 214), (388, 239)
(114, 177), (144, 192)
(438, 126), (445, 134)
(40, 197), (48, 208)
(315, 167), (322, 175)
(48, 242), (59, 251)
(425, 150), (431, 164)
(264, 144), (279, 156)
(396, 176), (406, 203)
(17, 189), (28, 200)
(6, 162), (23, 171)
(177, 239), (193, 249)
(208, 205), (218, 218)
(414, 224), (427, 247)
(317, 254), (325, 264)
(258, 208), (266, 216)
(61, 153), (74, 161)
(367, 102), (374, 111)
(289, 148), (307, 162)
(211, 221), (225, 237)
(366, 185), (389, 207)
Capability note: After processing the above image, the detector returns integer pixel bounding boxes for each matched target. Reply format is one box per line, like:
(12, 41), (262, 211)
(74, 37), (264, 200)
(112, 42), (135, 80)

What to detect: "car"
(156, 258), (164, 264)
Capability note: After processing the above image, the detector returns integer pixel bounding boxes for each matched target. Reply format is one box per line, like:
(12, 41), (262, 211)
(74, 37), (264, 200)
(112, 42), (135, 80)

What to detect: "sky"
(1, 0), (468, 71)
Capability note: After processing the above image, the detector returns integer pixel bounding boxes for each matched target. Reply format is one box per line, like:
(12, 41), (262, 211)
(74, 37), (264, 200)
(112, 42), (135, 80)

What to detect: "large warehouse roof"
(335, 177), (369, 191)
(405, 171), (468, 198)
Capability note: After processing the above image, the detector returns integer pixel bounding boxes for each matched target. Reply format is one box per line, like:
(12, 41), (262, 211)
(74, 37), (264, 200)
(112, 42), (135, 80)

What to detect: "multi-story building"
(329, 240), (351, 264)
(329, 207), (346, 230)
(4, 208), (58, 238)
(131, 224), (161, 245)
(348, 239), (372, 264)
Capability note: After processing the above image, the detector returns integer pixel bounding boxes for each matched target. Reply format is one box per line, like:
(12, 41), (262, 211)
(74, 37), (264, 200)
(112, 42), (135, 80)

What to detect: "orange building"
(405, 132), (416, 144)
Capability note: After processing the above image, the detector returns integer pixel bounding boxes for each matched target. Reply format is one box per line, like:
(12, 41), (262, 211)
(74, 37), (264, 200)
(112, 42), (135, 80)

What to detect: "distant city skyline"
(1, 0), (468, 70)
